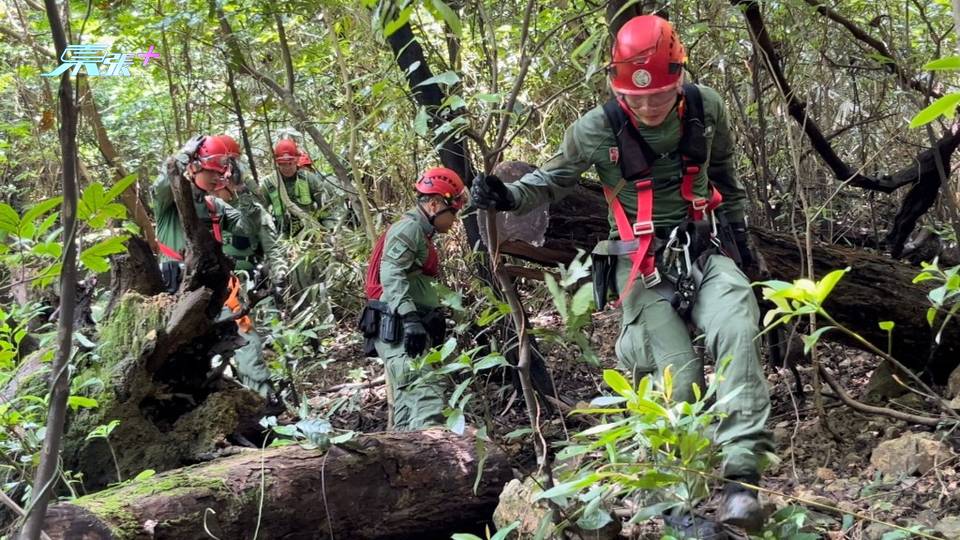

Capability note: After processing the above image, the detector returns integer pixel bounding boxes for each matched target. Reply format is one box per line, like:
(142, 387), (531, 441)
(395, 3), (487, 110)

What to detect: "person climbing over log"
(152, 134), (250, 293)
(210, 134), (286, 398)
(471, 14), (773, 533)
(358, 167), (467, 430)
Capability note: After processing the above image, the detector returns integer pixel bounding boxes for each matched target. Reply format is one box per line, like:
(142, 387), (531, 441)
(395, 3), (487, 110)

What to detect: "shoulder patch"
(386, 241), (409, 259)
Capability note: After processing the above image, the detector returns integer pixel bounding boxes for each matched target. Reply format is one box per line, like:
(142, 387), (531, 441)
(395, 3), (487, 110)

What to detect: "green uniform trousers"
(374, 337), (446, 431)
(614, 253), (773, 478)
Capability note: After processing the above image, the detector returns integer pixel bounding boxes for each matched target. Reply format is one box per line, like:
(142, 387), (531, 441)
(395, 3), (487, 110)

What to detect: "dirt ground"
(296, 307), (960, 539)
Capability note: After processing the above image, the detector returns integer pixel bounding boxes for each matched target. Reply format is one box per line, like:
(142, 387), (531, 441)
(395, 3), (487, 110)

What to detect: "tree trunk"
(43, 430), (512, 540)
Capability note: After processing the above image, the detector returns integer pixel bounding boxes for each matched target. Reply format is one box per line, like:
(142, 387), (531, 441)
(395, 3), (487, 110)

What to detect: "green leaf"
(79, 235), (129, 273)
(815, 268), (849, 304)
(489, 521), (520, 540)
(414, 106), (429, 137)
(504, 427), (532, 439)
(544, 273), (567, 321)
(802, 326), (835, 354)
(0, 203), (20, 235)
(923, 56), (960, 70)
(571, 284), (594, 316)
(476, 93), (501, 103)
(910, 93), (960, 128)
(105, 173), (138, 201)
(450, 535), (484, 540)
(133, 469), (156, 481)
(449, 379), (472, 408)
(878, 321), (895, 331)
(446, 408), (466, 435)
(534, 473), (599, 501)
(439, 338), (457, 361)
(602, 369), (632, 397)
(22, 197), (63, 228)
(474, 354), (509, 372)
(429, 0), (462, 36)
(67, 396), (99, 411)
(415, 70), (460, 88)
(927, 307), (938, 327)
(382, 5), (413, 37)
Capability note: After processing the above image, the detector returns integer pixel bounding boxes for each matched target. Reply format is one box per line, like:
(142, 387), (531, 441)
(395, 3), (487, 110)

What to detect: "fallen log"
(43, 430), (512, 540)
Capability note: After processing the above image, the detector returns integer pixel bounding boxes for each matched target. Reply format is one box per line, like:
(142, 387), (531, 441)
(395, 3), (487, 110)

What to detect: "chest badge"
(609, 147), (620, 163)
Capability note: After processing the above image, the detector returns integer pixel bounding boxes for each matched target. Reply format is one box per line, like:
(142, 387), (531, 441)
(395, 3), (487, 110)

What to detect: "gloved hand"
(175, 135), (205, 171)
(730, 221), (755, 268)
(470, 174), (517, 211)
(402, 314), (428, 357)
(180, 135), (205, 159)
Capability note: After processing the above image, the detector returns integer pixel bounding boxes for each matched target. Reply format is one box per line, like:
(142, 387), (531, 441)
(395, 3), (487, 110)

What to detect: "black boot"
(717, 474), (764, 532)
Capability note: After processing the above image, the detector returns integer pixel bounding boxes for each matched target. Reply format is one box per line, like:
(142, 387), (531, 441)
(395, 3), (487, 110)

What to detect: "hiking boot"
(717, 476), (764, 532)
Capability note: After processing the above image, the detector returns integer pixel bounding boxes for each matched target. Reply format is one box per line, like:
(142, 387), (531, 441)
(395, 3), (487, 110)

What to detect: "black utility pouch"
(591, 253), (619, 310)
(357, 303), (381, 338)
(378, 310), (402, 344)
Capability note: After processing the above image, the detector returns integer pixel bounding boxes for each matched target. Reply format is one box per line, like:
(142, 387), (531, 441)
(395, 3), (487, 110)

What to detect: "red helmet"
(609, 15), (685, 95)
(297, 153), (313, 167)
(216, 134), (241, 158)
(416, 167), (467, 209)
(274, 139), (300, 164)
(194, 136), (230, 175)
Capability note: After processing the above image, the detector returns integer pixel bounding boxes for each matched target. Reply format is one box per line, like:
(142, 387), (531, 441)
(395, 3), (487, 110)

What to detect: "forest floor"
(293, 308), (960, 540)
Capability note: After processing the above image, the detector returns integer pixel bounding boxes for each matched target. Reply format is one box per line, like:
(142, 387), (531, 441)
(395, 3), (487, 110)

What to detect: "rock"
(815, 467), (836, 482)
(864, 360), (909, 402)
(936, 516), (960, 539)
(949, 364), (960, 398)
(870, 433), (953, 478)
(492, 477), (620, 540)
(949, 395), (960, 410)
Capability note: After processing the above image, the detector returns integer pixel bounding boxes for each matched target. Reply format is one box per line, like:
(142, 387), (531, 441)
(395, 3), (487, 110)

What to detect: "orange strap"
(225, 274), (253, 333)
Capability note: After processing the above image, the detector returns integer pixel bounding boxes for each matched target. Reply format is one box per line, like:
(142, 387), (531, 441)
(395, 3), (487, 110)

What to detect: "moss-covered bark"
(61, 292), (263, 490)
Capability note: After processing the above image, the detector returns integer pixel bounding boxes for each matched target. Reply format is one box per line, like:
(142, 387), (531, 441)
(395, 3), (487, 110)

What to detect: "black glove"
(470, 174), (517, 211)
(402, 315), (428, 357)
(730, 221), (755, 268)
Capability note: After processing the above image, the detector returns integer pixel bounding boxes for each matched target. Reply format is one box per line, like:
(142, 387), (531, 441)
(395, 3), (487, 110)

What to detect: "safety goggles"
(196, 153), (230, 173)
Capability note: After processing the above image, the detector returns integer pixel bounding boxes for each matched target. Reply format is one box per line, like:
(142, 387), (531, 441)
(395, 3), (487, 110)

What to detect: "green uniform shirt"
(221, 192), (284, 277)
(152, 157), (247, 263)
(263, 169), (336, 232)
(506, 85), (746, 234)
(379, 209), (441, 317)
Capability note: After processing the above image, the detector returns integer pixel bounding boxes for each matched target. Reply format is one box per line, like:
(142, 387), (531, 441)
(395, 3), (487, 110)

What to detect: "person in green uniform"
(152, 135), (249, 293)
(471, 15), (771, 531)
(359, 167), (467, 430)
(263, 139), (334, 234)
(211, 135), (286, 397)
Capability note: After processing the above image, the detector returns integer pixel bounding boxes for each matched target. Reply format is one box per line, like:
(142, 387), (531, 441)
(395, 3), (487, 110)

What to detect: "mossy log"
(62, 292), (262, 491)
(43, 430), (512, 540)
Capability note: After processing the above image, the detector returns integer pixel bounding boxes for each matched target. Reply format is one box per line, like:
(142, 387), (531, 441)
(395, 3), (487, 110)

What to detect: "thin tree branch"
(803, 0), (942, 99)
(18, 0), (78, 536)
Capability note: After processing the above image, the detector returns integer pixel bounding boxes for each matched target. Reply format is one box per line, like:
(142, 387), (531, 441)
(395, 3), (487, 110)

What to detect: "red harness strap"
(604, 178), (658, 305)
(156, 198), (224, 262)
(679, 164), (723, 221)
(604, 166), (723, 306)
(204, 196), (223, 243)
(157, 241), (184, 262)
